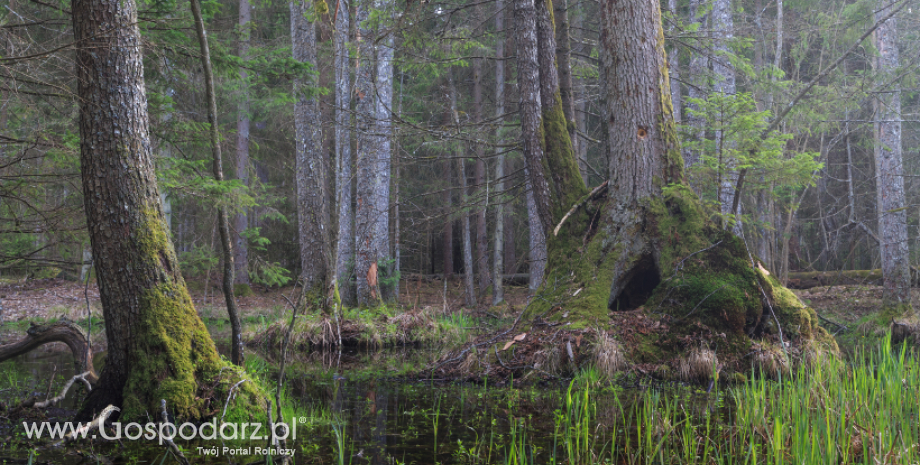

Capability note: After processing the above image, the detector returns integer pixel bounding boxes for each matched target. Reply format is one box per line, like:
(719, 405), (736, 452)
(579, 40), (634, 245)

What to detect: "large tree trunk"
(72, 0), (252, 419)
(492, 0), (507, 305)
(518, 0), (834, 373)
(873, 2), (912, 311)
(292, 0), (329, 293)
(190, 0), (244, 366)
(667, 0), (681, 124)
(354, 0), (377, 306)
(234, 0), (251, 286)
(374, 11), (394, 301)
(334, 0), (355, 306)
(554, 0), (578, 159)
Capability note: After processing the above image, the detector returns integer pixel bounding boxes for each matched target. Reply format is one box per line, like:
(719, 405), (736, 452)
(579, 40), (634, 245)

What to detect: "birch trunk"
(873, 3), (912, 311)
(292, 0), (329, 293)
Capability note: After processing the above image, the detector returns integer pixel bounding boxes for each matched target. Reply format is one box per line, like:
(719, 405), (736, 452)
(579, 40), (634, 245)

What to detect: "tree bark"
(189, 0), (243, 366)
(234, 0), (251, 286)
(667, 0), (681, 124)
(712, 0), (741, 234)
(450, 71), (477, 307)
(873, 2), (912, 310)
(73, 0), (241, 418)
(354, 0), (377, 305)
(554, 0), (578, 157)
(682, 0), (708, 172)
(472, 49), (491, 296)
(292, 0), (329, 294)
(492, 0), (506, 305)
(374, 5), (394, 300)
(334, 0), (355, 306)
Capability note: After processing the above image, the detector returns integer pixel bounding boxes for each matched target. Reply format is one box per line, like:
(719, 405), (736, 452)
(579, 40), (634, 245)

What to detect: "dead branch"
(0, 319), (98, 383)
(161, 400), (191, 465)
(54, 404), (119, 446)
(553, 181), (608, 237)
(21, 372), (92, 409)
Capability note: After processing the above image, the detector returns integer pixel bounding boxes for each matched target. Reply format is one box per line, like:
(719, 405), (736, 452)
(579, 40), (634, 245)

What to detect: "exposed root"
(0, 318), (98, 382)
(593, 332), (627, 377)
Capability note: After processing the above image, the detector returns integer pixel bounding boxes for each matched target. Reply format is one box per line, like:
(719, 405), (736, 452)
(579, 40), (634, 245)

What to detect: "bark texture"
(72, 0), (254, 419)
(682, 0), (707, 172)
(872, 3), (912, 310)
(712, 0), (741, 234)
(292, 0), (329, 293)
(354, 0), (377, 305)
(234, 0), (251, 286)
(334, 0), (355, 305)
(374, 3), (394, 300)
(492, 0), (506, 305)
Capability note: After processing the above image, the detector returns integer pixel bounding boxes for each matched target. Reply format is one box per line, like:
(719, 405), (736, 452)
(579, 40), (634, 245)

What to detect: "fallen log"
(0, 318), (98, 383)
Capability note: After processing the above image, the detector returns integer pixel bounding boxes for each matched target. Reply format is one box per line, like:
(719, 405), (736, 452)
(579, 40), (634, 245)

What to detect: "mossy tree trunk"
(73, 0), (249, 419)
(521, 0), (833, 367)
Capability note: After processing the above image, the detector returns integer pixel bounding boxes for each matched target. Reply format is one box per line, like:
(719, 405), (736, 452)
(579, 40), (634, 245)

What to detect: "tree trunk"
(292, 0), (329, 294)
(518, 0), (833, 371)
(334, 0), (355, 306)
(442, 168), (454, 279)
(234, 0), (251, 286)
(712, 0), (741, 234)
(682, 0), (708, 172)
(73, 0), (251, 419)
(450, 71), (477, 308)
(554, 0), (578, 157)
(472, 51), (491, 296)
(354, 0), (377, 306)
(374, 12), (394, 301)
(492, 0), (506, 305)
(668, 0), (681, 124)
(873, 2), (912, 311)
(570, 6), (589, 184)
(190, 0), (243, 366)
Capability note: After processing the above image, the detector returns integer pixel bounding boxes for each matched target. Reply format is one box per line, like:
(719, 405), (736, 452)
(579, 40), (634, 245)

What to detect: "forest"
(2, 0), (920, 461)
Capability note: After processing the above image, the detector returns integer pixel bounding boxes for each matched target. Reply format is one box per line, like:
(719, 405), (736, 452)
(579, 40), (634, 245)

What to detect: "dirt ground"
(0, 276), (530, 324)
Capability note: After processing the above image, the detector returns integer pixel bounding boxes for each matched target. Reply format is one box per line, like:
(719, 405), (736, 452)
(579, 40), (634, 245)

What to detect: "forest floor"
(0, 276), (907, 354)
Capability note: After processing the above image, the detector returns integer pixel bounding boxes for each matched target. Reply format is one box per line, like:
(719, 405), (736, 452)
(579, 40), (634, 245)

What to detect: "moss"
(234, 283), (254, 297)
(541, 92), (588, 224)
(121, 282), (261, 419)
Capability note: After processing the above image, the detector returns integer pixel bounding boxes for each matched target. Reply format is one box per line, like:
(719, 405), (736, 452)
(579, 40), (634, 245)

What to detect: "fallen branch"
(0, 319), (98, 383)
(161, 400), (191, 465)
(21, 371), (92, 409)
(54, 404), (119, 446)
(553, 181), (608, 237)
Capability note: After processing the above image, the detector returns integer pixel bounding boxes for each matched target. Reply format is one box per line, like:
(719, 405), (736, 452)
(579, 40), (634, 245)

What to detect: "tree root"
(161, 400), (191, 465)
(0, 319), (98, 383)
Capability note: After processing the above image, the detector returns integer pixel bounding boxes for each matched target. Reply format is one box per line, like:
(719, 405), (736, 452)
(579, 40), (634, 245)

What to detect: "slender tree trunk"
(492, 0), (506, 305)
(472, 52), (491, 296)
(504, 157), (517, 275)
(354, 0), (377, 305)
(374, 6), (394, 300)
(292, 0), (329, 293)
(73, 0), (235, 418)
(524, 169), (546, 292)
(450, 71), (477, 307)
(334, 0), (355, 305)
(234, 0), (251, 286)
(190, 0), (243, 366)
(442, 168), (454, 279)
(873, 2), (912, 310)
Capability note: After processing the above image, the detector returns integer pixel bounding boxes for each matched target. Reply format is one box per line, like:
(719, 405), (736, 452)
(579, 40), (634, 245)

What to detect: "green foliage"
(681, 92), (821, 227)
